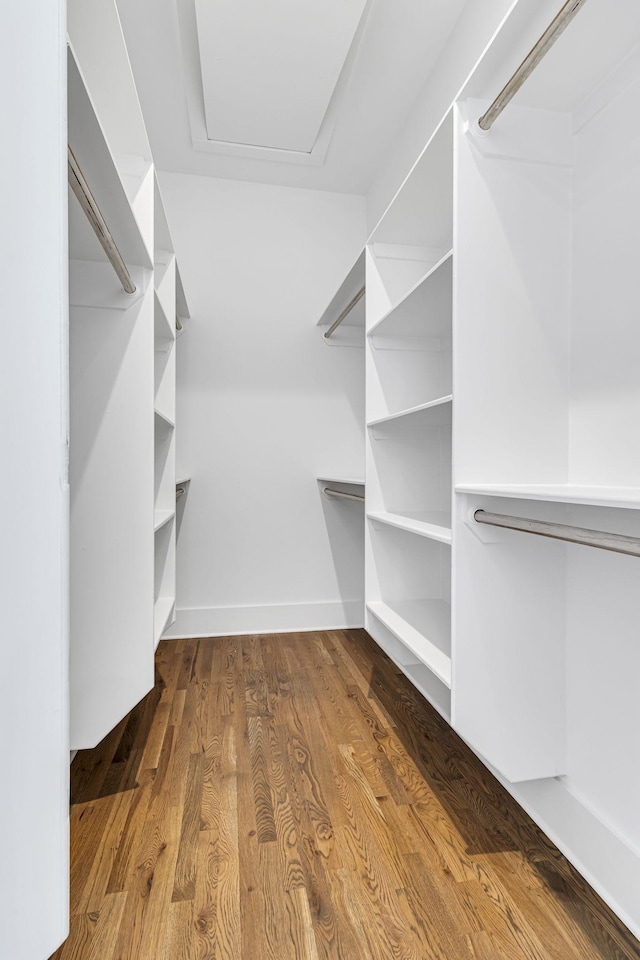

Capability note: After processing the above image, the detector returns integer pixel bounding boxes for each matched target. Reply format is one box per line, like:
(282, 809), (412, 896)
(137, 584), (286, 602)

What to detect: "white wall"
(1, 1), (70, 958)
(366, 0), (516, 233)
(160, 173), (366, 637)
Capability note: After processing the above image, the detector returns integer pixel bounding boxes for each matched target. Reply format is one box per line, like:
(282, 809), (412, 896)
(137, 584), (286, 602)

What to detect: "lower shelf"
(367, 599), (451, 688)
(154, 596), (175, 650)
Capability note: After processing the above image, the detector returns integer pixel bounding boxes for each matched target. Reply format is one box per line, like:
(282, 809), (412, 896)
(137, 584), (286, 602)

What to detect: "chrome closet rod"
(323, 487), (365, 504)
(324, 287), (365, 339)
(67, 145), (136, 295)
(478, 0), (589, 131)
(176, 487), (186, 499)
(474, 509), (640, 558)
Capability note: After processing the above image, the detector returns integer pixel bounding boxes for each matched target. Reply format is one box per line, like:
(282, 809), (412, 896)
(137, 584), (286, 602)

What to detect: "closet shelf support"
(67, 146), (136, 295)
(323, 487), (365, 504)
(478, 0), (588, 131)
(324, 287), (365, 339)
(474, 509), (640, 557)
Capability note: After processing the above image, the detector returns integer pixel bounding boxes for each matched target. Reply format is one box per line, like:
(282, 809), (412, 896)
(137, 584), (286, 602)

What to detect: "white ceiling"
(116, 0), (468, 194)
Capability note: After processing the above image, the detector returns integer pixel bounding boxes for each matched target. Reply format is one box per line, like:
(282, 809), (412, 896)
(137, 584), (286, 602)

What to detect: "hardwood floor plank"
(54, 631), (640, 960)
(172, 751), (205, 902)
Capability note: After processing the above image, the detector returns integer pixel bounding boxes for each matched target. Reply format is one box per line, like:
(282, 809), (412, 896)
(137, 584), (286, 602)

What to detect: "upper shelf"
(455, 483), (640, 510)
(317, 475), (365, 487)
(368, 109), (453, 250)
(67, 44), (152, 272)
(317, 249), (365, 348)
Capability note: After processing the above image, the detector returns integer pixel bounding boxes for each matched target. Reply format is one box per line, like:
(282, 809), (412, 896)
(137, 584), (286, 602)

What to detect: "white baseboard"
(504, 775), (640, 941)
(163, 599), (364, 639)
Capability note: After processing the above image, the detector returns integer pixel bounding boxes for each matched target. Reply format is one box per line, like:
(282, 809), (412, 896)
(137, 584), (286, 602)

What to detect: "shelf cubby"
(367, 110), (453, 327)
(367, 251), (452, 419)
(367, 399), (452, 537)
(367, 599), (451, 688)
(366, 522), (451, 719)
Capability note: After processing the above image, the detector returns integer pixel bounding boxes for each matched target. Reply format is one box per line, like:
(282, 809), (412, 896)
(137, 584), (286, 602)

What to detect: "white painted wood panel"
(1, 2), (69, 958)
(69, 263), (154, 749)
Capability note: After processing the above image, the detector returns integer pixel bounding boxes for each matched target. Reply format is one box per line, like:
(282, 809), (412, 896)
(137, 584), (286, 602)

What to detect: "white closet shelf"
(176, 475), (192, 486)
(154, 596), (174, 649)
(367, 510), (452, 544)
(154, 408), (175, 430)
(367, 600), (451, 688)
(154, 290), (175, 345)
(67, 45), (153, 271)
(455, 482), (640, 510)
(368, 250), (453, 339)
(317, 249), (365, 329)
(368, 108), (453, 249)
(316, 475), (365, 486)
(154, 509), (175, 532)
(368, 395), (452, 428)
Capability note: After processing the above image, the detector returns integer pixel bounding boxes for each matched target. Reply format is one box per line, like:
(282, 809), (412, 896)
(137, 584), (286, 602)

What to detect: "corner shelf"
(367, 599), (451, 688)
(367, 510), (452, 544)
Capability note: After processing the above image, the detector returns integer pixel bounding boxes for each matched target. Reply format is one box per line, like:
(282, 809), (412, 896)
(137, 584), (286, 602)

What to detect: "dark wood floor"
(52, 630), (640, 960)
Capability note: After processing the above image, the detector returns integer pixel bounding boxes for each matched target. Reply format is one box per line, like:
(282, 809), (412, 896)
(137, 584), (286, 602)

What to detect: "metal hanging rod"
(176, 316), (183, 333)
(67, 145), (136, 295)
(324, 287), (365, 340)
(474, 509), (640, 558)
(323, 487), (365, 504)
(478, 0), (589, 132)
(176, 487), (186, 499)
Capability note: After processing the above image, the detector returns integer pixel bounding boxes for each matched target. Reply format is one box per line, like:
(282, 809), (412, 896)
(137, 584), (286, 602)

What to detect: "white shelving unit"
(67, 0), (190, 747)
(365, 107), (454, 724)
(67, 22), (155, 749)
(369, 0), (640, 938)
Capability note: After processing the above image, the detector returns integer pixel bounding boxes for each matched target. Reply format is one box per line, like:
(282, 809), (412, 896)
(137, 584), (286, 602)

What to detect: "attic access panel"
(194, 0), (369, 153)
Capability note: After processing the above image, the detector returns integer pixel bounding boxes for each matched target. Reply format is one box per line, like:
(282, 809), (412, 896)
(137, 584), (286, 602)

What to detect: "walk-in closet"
(4, 0), (640, 958)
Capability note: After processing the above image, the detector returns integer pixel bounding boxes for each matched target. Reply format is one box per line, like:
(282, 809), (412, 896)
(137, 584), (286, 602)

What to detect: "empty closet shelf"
(367, 249), (453, 339)
(367, 510), (452, 544)
(154, 509), (175, 532)
(455, 482), (640, 510)
(316, 475), (364, 486)
(368, 395), (452, 428)
(367, 600), (451, 688)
